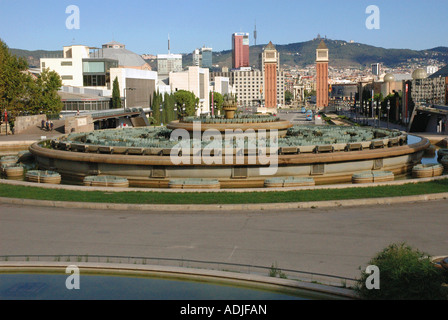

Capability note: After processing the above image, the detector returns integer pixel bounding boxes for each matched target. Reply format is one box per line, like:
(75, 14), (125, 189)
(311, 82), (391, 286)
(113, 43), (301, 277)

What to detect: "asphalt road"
(1, 199), (447, 280)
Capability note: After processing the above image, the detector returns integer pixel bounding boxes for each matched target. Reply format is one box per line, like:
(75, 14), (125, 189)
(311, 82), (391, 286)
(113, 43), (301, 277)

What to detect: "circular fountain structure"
(28, 112), (430, 189)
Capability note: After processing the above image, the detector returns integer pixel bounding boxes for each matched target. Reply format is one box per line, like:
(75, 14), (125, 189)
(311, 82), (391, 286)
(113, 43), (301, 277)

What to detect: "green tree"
(174, 90), (197, 116)
(285, 90), (293, 104)
(210, 91), (223, 115)
(112, 77), (122, 109)
(355, 243), (448, 300)
(304, 89), (316, 98)
(151, 90), (162, 126)
(0, 38), (31, 117)
(35, 68), (63, 115)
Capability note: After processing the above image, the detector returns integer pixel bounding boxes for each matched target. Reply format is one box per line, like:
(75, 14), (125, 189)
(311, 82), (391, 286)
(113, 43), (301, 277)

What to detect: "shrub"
(355, 243), (448, 300)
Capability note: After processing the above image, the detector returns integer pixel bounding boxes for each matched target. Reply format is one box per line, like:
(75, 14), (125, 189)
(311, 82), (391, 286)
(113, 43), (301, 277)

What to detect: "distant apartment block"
(157, 53), (183, 78)
(371, 63), (381, 76)
(426, 66), (439, 75)
(211, 68), (285, 108)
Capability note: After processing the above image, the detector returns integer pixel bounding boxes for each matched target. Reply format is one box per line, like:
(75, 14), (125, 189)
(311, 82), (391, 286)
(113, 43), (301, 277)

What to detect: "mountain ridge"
(9, 38), (448, 70)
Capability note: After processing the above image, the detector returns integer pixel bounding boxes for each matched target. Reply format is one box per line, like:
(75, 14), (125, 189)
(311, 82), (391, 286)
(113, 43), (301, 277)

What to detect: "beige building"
(210, 68), (285, 108)
(169, 66), (210, 115)
(212, 76), (232, 96)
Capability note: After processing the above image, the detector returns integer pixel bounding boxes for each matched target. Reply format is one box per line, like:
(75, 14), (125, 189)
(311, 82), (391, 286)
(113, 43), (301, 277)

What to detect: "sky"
(0, 0), (447, 55)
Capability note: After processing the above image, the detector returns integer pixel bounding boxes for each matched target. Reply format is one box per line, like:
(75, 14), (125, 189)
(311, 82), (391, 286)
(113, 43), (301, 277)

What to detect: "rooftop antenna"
(168, 34), (170, 54)
(254, 20), (257, 46)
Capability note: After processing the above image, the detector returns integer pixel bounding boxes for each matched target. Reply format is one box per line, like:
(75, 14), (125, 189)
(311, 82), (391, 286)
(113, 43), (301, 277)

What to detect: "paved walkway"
(1, 199), (447, 281)
(0, 120), (64, 142)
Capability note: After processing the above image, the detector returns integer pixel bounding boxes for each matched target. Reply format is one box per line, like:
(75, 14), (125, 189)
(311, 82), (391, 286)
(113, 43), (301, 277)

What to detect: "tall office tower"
(192, 48), (201, 66)
(200, 47), (213, 69)
(261, 41), (279, 109)
(232, 32), (250, 69)
(371, 63), (381, 76)
(192, 47), (212, 68)
(315, 40), (329, 109)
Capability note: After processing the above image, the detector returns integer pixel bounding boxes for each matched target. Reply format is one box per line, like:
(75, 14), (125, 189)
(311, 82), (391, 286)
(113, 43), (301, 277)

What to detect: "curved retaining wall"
(28, 135), (430, 188)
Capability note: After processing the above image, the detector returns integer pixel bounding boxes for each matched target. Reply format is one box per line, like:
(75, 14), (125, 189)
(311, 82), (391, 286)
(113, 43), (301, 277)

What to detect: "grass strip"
(0, 179), (447, 205)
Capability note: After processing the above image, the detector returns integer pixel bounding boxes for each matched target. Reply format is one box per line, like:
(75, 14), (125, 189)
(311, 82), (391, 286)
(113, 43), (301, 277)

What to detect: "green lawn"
(0, 179), (447, 205)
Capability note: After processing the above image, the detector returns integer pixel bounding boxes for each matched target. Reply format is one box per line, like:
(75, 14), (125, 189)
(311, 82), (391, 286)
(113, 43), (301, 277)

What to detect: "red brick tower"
(316, 40), (329, 109)
(262, 41), (279, 109)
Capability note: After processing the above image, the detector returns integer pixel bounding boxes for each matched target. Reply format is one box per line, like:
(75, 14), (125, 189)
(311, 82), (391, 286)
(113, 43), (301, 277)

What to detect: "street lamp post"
(363, 101), (366, 125)
(387, 100), (391, 130)
(123, 87), (136, 112)
(159, 104), (163, 126)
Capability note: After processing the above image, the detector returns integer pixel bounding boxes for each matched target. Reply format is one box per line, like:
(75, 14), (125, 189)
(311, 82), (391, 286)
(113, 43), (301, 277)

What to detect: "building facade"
(232, 33), (250, 69)
(210, 68), (285, 108)
(157, 54), (183, 78)
(315, 40), (329, 108)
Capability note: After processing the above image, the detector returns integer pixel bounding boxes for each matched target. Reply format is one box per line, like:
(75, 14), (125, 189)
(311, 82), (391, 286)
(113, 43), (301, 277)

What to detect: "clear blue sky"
(0, 0), (447, 54)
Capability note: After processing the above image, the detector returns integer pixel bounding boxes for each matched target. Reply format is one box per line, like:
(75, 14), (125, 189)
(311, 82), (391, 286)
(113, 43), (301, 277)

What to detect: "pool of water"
(0, 272), (342, 300)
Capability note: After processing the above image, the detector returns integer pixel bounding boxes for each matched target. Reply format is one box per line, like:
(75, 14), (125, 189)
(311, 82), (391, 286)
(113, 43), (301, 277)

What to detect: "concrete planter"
(264, 177), (315, 188)
(437, 149), (448, 162)
(4, 165), (24, 178)
(26, 170), (61, 184)
(83, 176), (129, 188)
(412, 163), (444, 178)
(352, 171), (395, 184)
(168, 179), (220, 189)
(440, 156), (448, 171)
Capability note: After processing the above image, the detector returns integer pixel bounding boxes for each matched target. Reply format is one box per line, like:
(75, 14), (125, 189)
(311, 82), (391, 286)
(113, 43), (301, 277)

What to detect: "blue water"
(408, 135), (440, 165)
(0, 273), (333, 300)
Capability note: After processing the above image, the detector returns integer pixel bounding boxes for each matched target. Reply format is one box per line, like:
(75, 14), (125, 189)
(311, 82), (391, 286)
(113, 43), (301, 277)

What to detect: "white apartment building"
(169, 66), (210, 115)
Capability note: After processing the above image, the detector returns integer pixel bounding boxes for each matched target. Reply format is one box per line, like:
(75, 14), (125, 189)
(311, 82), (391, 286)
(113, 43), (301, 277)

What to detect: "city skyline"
(0, 0), (447, 55)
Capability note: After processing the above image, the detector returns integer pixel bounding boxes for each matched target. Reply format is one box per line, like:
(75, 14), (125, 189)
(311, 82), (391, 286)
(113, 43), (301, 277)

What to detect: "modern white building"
(41, 45), (91, 87)
(41, 43), (157, 111)
(169, 66), (210, 115)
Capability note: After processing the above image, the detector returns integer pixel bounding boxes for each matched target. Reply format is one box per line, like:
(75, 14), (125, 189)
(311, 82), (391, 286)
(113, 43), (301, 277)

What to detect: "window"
(83, 61), (105, 73)
(61, 75), (73, 80)
(61, 61), (72, 66)
(83, 75), (106, 87)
